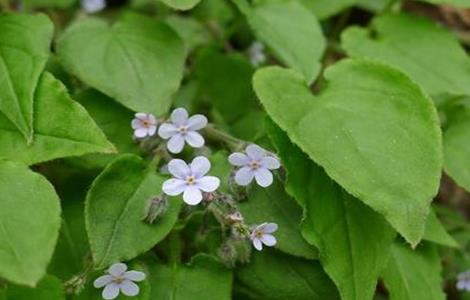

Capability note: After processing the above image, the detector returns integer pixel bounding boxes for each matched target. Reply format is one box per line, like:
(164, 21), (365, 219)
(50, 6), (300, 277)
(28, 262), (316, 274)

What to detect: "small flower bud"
(143, 195), (168, 224)
(226, 211), (244, 224)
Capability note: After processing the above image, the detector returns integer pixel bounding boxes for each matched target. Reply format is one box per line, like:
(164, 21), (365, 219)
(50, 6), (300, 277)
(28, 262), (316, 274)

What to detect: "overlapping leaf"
(57, 13), (185, 115)
(0, 13), (53, 141)
(86, 155), (182, 268)
(255, 60), (442, 245)
(0, 72), (115, 165)
(160, 0), (201, 10)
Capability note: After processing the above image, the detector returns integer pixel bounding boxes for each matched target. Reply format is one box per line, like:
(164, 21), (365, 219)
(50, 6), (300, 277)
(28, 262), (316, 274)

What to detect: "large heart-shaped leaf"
(233, 0), (325, 83)
(0, 160), (61, 286)
(0, 13), (53, 141)
(254, 59), (442, 245)
(86, 155), (182, 268)
(57, 14), (185, 115)
(268, 122), (395, 300)
(342, 13), (470, 97)
(0, 72), (115, 165)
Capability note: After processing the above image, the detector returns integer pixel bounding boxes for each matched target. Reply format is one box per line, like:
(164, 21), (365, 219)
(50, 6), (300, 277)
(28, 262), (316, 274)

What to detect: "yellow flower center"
(186, 175), (196, 185)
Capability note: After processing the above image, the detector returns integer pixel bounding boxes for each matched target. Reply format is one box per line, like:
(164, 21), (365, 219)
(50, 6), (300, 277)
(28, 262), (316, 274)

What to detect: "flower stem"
(203, 124), (246, 151)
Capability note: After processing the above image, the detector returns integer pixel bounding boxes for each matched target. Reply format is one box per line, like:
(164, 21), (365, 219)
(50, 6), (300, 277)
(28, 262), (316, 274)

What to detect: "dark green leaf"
(5, 275), (64, 300)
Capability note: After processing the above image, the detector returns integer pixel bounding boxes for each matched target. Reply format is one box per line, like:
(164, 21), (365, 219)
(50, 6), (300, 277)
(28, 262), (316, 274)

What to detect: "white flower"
(228, 144), (281, 187)
(248, 41), (266, 67)
(131, 113), (157, 138)
(250, 222), (278, 251)
(162, 156), (220, 205)
(81, 0), (105, 13)
(158, 108), (207, 154)
(93, 262), (146, 300)
(457, 271), (470, 292)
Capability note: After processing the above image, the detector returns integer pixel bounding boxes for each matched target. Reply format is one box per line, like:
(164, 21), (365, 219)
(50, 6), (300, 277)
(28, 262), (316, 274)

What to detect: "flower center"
(185, 175), (196, 185)
(249, 160), (261, 170)
(254, 230), (263, 239)
(113, 276), (125, 284)
(178, 126), (188, 135)
(141, 120), (152, 128)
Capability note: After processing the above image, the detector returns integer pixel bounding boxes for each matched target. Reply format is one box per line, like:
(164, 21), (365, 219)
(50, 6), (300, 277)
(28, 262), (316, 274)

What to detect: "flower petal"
(183, 186), (203, 205)
(254, 168), (273, 187)
(148, 125), (157, 136)
(167, 134), (185, 154)
(102, 283), (120, 300)
(185, 131), (205, 148)
(261, 234), (277, 247)
(187, 114), (208, 130)
(147, 114), (156, 124)
(246, 144), (265, 160)
(263, 222), (278, 233)
(171, 108), (188, 126)
(197, 176), (220, 192)
(135, 112), (147, 119)
(108, 263), (127, 276)
(162, 179), (186, 196)
(158, 123), (178, 139)
(131, 119), (142, 129)
(134, 128), (149, 138)
(93, 275), (113, 288)
(234, 167), (254, 186)
(168, 159), (190, 179)
(261, 156), (281, 170)
(190, 156), (211, 177)
(252, 238), (263, 251)
(120, 280), (140, 296)
(124, 271), (146, 282)
(228, 153), (249, 166)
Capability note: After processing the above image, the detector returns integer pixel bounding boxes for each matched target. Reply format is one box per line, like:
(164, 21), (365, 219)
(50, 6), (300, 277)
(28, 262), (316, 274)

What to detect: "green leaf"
(86, 155), (182, 268)
(148, 254), (232, 300)
(22, 0), (75, 8)
(0, 160), (61, 286)
(57, 14), (185, 115)
(236, 249), (339, 300)
(239, 179), (318, 259)
(299, 0), (356, 19)
(159, 0), (201, 10)
(67, 89), (140, 170)
(416, 0), (470, 8)
(254, 60), (442, 245)
(0, 13), (53, 141)
(195, 48), (257, 123)
(382, 241), (445, 300)
(441, 98), (470, 192)
(48, 174), (91, 280)
(0, 72), (115, 165)
(341, 13), (470, 97)
(5, 275), (64, 300)
(423, 208), (458, 248)
(165, 16), (210, 54)
(233, 0), (325, 83)
(267, 121), (395, 300)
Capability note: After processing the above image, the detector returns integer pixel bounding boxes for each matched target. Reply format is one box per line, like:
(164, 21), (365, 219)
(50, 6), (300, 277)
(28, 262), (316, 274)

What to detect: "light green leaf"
(148, 254), (232, 300)
(57, 14), (185, 115)
(0, 160), (61, 286)
(236, 249), (339, 300)
(195, 48), (257, 123)
(0, 72), (115, 165)
(160, 0), (201, 10)
(423, 208), (458, 248)
(5, 275), (64, 300)
(233, 0), (325, 83)
(341, 13), (470, 97)
(267, 121), (395, 300)
(0, 13), (53, 141)
(441, 98), (470, 192)
(239, 179), (318, 259)
(382, 241), (445, 300)
(22, 0), (75, 8)
(254, 60), (442, 245)
(165, 15), (210, 54)
(299, 0), (356, 19)
(86, 155), (182, 268)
